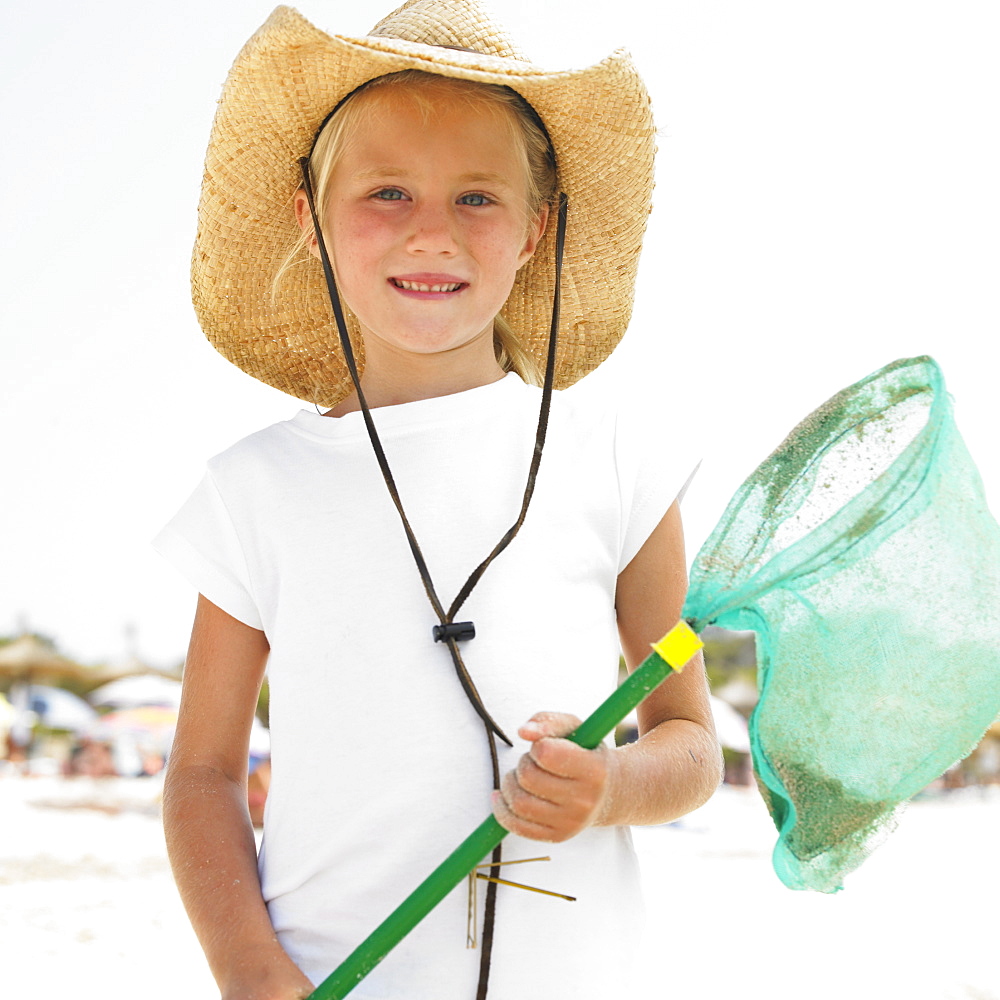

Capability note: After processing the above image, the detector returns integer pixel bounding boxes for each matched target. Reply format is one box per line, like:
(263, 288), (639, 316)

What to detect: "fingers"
(493, 715), (610, 843)
(492, 755), (606, 841)
(526, 734), (606, 784)
(518, 711), (582, 743)
(493, 786), (564, 842)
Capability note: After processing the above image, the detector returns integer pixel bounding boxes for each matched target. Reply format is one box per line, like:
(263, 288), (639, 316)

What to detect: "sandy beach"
(2, 776), (997, 999)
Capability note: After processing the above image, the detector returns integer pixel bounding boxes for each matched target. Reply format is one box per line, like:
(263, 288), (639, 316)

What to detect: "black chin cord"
(300, 158), (568, 997)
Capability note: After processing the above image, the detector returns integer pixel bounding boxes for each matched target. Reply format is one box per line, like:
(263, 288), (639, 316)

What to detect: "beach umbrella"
(306, 356), (1000, 999)
(88, 674), (182, 710)
(709, 694), (750, 754)
(714, 675), (758, 712)
(87, 705), (179, 755)
(24, 685), (98, 733)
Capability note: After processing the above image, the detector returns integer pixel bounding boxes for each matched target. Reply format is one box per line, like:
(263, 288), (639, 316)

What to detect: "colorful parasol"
(87, 705), (179, 755)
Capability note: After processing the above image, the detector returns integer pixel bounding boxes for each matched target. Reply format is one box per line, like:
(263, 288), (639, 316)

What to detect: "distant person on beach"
(66, 738), (116, 778)
(154, 2), (721, 997)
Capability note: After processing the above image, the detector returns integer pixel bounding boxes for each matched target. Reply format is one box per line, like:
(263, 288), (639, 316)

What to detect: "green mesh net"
(683, 355), (1000, 892)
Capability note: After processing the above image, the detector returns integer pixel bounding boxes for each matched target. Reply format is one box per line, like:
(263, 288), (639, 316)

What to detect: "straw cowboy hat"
(193, 0), (655, 407)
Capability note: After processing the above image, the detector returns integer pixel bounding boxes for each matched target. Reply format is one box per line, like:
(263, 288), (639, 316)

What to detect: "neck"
(326, 335), (507, 416)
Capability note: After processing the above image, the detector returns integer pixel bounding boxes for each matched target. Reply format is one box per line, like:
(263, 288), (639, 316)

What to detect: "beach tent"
(88, 674), (183, 710)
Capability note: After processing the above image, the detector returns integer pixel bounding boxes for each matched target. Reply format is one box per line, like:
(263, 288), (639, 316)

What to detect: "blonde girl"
(156, 3), (721, 998)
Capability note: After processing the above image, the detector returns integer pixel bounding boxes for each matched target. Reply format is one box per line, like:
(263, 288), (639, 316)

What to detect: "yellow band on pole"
(651, 621), (703, 671)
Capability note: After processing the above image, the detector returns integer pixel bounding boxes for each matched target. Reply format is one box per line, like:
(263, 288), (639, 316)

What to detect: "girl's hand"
(492, 712), (617, 842)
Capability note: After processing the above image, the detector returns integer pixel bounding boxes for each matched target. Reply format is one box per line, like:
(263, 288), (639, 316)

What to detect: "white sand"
(2, 777), (997, 999)
(633, 786), (1000, 1000)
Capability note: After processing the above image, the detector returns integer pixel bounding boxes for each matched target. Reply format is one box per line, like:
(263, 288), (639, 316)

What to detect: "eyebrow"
(353, 167), (515, 189)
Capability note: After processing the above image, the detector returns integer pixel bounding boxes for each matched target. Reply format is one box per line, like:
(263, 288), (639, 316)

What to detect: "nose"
(406, 200), (459, 256)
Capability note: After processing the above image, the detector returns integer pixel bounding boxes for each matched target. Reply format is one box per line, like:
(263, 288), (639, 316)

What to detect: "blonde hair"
(277, 70), (557, 384)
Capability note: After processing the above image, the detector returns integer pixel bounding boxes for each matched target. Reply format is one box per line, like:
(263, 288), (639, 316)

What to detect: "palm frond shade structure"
(307, 356), (1000, 997)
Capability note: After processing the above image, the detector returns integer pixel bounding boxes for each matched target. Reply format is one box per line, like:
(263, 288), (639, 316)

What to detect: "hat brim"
(192, 5), (655, 406)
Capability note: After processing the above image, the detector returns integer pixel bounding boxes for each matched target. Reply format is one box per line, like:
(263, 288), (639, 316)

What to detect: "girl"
(156, 2), (722, 998)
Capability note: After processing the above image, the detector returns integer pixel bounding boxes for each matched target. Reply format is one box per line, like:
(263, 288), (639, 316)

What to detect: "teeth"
(394, 279), (462, 292)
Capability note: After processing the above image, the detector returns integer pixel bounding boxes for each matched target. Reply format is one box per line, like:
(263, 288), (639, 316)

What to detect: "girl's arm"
(163, 594), (314, 1000)
(493, 501), (723, 840)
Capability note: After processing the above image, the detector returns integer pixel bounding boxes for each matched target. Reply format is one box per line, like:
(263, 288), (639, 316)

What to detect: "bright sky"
(2, 0), (997, 668)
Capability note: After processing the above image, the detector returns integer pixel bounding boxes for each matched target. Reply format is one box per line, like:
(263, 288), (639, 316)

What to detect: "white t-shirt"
(154, 374), (695, 999)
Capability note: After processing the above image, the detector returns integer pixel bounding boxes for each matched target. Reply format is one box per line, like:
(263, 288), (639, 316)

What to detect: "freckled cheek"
(338, 216), (395, 247)
(469, 225), (532, 267)
(330, 220), (399, 283)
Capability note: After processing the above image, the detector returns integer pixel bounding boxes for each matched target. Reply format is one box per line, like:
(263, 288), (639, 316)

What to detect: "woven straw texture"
(192, 0), (655, 406)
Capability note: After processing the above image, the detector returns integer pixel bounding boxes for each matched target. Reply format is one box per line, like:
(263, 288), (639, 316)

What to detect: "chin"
(395, 330), (490, 355)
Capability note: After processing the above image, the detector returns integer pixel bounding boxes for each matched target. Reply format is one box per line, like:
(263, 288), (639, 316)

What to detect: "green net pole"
(308, 622), (701, 999)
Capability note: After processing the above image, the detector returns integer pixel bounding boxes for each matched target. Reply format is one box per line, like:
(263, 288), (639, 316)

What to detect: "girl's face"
(303, 85), (547, 368)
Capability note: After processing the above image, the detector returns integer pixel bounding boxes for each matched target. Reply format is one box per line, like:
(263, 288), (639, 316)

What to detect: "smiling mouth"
(390, 278), (466, 293)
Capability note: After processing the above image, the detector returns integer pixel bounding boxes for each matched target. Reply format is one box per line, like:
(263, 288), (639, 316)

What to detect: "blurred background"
(2, 0), (998, 997)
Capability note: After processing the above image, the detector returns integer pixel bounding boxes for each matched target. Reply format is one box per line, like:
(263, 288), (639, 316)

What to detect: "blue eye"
(458, 193), (491, 207)
(374, 188), (405, 201)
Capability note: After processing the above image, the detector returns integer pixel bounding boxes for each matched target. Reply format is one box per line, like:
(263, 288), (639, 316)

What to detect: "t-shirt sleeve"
(616, 399), (701, 574)
(152, 470), (263, 631)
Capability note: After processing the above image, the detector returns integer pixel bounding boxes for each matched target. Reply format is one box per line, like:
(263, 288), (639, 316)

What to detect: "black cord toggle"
(433, 622), (476, 643)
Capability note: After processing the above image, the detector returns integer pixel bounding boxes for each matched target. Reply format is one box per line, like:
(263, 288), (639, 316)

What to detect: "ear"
(517, 202), (550, 267)
(293, 188), (321, 260)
